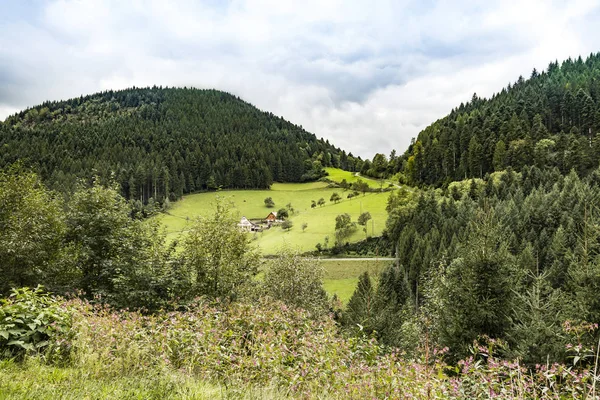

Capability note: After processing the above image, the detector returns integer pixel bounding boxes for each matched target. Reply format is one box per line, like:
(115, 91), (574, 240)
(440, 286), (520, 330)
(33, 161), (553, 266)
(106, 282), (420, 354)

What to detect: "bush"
(180, 199), (259, 300)
(3, 296), (600, 398)
(0, 286), (71, 359)
(264, 197), (275, 208)
(281, 220), (293, 231)
(276, 208), (289, 219)
(262, 249), (327, 315)
(0, 167), (71, 295)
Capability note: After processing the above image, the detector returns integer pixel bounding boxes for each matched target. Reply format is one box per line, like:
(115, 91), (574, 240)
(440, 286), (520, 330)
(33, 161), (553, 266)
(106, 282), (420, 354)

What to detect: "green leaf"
(35, 341), (49, 348)
(22, 343), (34, 351)
(27, 323), (37, 331)
(0, 330), (9, 340)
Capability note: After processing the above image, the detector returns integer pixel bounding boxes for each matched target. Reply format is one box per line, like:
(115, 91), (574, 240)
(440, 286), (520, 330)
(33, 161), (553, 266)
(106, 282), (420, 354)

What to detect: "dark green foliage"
(0, 167), (75, 295)
(179, 200), (259, 301)
(0, 87), (353, 204)
(508, 267), (566, 364)
(330, 192), (341, 203)
(334, 213), (356, 245)
(262, 250), (327, 315)
(67, 181), (134, 296)
(437, 206), (515, 359)
(264, 197), (275, 208)
(0, 287), (71, 358)
(358, 211), (372, 238)
(374, 166), (600, 363)
(352, 179), (370, 195)
(398, 53), (600, 185)
(276, 208), (289, 219)
(281, 220), (293, 231)
(343, 272), (376, 335)
(0, 167), (246, 311)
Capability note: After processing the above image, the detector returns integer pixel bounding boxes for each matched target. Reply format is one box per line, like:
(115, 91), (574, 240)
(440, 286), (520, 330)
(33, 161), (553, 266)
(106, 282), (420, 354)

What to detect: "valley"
(4, 44), (600, 397)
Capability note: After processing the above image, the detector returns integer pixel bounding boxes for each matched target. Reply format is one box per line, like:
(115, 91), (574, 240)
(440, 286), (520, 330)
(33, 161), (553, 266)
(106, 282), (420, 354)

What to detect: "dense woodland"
(344, 167), (600, 365)
(356, 52), (600, 186)
(0, 87), (361, 205)
(396, 52), (600, 186)
(339, 52), (600, 367)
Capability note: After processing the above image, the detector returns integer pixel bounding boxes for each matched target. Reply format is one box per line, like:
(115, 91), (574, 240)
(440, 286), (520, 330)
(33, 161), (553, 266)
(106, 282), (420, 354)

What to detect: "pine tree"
(493, 140), (506, 171)
(438, 205), (515, 358)
(468, 136), (483, 178)
(344, 271), (376, 334)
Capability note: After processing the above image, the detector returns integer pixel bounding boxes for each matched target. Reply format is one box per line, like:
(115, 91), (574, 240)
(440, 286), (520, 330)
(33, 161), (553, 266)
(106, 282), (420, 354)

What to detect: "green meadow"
(157, 169), (394, 254)
(323, 167), (384, 188)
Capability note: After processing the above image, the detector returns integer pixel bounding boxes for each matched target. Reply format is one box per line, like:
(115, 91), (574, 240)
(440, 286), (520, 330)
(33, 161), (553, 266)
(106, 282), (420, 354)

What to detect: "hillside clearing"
(157, 179), (393, 254)
(324, 167), (384, 189)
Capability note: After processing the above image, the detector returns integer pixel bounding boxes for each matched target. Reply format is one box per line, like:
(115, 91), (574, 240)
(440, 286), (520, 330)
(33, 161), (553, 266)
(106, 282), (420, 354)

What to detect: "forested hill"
(0, 87), (358, 202)
(402, 52), (600, 186)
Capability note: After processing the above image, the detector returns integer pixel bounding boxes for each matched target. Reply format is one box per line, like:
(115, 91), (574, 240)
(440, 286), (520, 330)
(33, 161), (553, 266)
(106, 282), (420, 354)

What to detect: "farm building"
(238, 216), (261, 232)
(265, 211), (278, 222)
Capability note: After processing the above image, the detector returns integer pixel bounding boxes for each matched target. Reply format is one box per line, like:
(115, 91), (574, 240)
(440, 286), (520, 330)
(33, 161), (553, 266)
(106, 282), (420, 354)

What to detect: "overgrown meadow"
(2, 287), (600, 399)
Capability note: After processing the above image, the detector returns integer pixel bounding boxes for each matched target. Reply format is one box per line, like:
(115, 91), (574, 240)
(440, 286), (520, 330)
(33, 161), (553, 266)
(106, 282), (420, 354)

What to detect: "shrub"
(330, 192), (341, 203)
(0, 167), (71, 295)
(276, 208), (289, 219)
(4, 296), (600, 398)
(180, 199), (259, 300)
(262, 249), (327, 315)
(0, 286), (71, 359)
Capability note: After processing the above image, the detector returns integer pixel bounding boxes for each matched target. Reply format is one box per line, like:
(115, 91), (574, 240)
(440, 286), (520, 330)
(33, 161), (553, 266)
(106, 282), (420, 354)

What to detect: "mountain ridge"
(0, 87), (362, 203)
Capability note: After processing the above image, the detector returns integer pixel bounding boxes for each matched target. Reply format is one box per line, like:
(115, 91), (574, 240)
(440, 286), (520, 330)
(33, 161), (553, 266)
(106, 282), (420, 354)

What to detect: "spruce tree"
(344, 271), (376, 334)
(438, 205), (515, 359)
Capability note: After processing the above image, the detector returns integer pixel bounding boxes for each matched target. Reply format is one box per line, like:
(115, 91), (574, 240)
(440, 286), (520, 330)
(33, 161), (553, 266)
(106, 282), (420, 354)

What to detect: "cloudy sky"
(1, 0), (600, 158)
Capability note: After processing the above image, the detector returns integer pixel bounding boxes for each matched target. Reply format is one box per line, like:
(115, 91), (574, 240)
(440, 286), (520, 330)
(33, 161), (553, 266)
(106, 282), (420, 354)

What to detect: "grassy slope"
(321, 259), (392, 303)
(324, 167), (383, 189)
(158, 175), (392, 254)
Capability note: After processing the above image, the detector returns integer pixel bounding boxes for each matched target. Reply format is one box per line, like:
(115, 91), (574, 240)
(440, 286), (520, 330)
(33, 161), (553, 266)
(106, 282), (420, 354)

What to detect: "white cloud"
(1, 0), (599, 158)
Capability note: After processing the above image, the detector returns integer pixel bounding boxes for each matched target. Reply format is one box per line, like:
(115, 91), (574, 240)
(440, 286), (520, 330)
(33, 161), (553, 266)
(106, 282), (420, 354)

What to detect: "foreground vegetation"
(2, 289), (600, 399)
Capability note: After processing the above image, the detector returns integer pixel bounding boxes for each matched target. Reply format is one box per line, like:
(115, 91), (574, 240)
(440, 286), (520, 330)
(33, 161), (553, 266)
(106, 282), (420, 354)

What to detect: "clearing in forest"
(157, 170), (393, 254)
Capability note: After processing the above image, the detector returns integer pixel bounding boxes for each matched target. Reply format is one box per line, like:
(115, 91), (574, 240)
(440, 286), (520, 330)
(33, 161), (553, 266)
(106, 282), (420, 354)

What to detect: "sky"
(1, 0), (600, 159)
